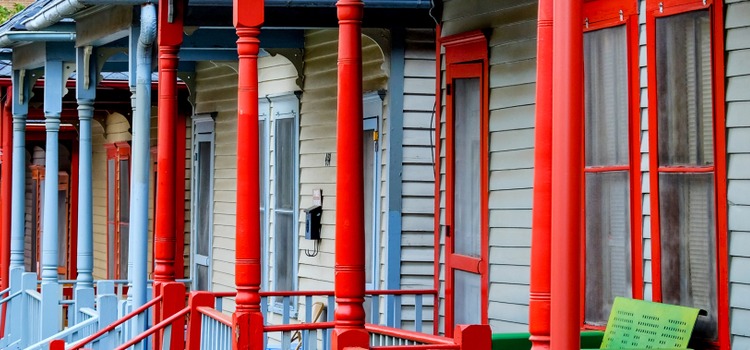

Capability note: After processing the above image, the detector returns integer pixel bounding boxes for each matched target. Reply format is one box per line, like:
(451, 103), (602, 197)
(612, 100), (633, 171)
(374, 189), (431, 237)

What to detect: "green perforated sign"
(600, 297), (701, 349)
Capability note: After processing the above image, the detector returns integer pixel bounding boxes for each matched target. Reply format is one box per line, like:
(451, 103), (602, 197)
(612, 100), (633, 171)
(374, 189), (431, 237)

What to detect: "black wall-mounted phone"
(304, 205), (322, 240)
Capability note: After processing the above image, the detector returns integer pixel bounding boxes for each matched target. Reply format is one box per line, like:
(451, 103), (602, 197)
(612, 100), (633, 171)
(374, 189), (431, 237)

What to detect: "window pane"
(120, 159), (130, 222)
(453, 77), (481, 258)
(454, 270), (481, 325)
(585, 171), (632, 325)
(196, 264), (208, 291)
(275, 118), (295, 210)
(363, 130), (375, 285)
(274, 211), (294, 291)
(659, 172), (717, 339)
(196, 142), (211, 257)
(584, 25), (629, 167)
(120, 223), (129, 279)
(58, 190), (68, 269)
(656, 11), (713, 167)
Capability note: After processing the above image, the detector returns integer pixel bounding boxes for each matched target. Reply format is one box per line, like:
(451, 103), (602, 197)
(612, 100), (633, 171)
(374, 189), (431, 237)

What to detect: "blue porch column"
(74, 46), (97, 320)
(8, 69), (32, 345)
(40, 59), (67, 338)
(9, 70), (31, 271)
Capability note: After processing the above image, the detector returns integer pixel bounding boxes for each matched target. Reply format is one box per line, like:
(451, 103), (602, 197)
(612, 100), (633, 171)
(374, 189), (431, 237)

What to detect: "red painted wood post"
(0, 87), (12, 337)
(158, 282), (186, 350)
(528, 0), (553, 349)
(154, 0), (185, 285)
(550, 0), (583, 349)
(331, 0), (369, 349)
(185, 291), (215, 350)
(50, 339), (65, 350)
(233, 1), (264, 349)
(453, 324), (491, 350)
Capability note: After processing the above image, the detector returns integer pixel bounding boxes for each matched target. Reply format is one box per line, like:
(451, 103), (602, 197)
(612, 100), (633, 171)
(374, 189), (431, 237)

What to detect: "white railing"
(24, 288), (43, 345)
(198, 307), (232, 350)
(24, 308), (99, 350)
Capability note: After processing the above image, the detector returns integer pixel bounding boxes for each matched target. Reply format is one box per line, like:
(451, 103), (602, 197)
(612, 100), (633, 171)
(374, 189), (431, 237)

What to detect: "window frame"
(645, 0), (729, 347)
(442, 30), (489, 337)
(580, 0), (643, 328)
(106, 142), (131, 280)
(191, 114), (216, 292)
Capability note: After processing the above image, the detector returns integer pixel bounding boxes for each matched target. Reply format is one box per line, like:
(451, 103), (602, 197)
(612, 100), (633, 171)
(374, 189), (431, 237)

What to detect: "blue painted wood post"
(96, 282), (118, 350)
(129, 6), (157, 343)
(40, 59), (66, 338)
(74, 46), (97, 323)
(385, 27), (405, 328)
(8, 69), (32, 347)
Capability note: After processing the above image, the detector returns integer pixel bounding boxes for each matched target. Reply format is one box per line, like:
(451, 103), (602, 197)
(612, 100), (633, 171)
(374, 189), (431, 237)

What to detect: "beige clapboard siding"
(91, 112), (131, 280)
(726, 0), (750, 345)
(438, 0), (537, 334)
(92, 121), (108, 280)
(297, 29), (389, 300)
(399, 28), (437, 331)
(194, 61), (239, 311)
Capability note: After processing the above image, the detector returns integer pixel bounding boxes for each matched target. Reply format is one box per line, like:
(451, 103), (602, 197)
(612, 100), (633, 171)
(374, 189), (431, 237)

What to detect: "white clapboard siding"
(194, 54), (300, 312)
(398, 28), (437, 332)
(637, 0), (653, 301)
(194, 61), (240, 310)
(438, 0), (537, 334)
(726, 0), (750, 344)
(297, 29), (387, 293)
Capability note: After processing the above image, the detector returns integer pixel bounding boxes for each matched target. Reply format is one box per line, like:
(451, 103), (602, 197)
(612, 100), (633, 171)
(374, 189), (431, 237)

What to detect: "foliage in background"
(0, 3), (24, 24)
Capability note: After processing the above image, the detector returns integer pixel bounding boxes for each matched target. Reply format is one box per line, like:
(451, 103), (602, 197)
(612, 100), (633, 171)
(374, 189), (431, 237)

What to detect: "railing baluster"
(282, 296), (291, 349)
(415, 294), (423, 333)
(372, 295), (380, 325)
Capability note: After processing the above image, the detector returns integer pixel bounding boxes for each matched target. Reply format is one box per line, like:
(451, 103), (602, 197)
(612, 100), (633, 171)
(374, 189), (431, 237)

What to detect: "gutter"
(24, 0), (430, 31)
(0, 31), (76, 48)
(23, 0), (148, 31)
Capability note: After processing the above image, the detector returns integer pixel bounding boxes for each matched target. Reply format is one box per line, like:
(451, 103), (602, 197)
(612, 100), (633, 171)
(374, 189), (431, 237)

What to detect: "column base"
(331, 328), (369, 350)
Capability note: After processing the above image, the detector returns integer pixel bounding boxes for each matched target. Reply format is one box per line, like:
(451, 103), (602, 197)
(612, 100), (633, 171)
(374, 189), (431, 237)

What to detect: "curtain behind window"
(583, 24), (632, 326)
(656, 10), (717, 340)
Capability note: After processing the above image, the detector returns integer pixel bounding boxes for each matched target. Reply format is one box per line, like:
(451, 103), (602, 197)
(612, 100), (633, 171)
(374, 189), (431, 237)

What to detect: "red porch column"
(154, 0), (186, 284)
(233, 1), (264, 349)
(528, 0), (553, 349)
(550, 0), (583, 349)
(331, 0), (369, 349)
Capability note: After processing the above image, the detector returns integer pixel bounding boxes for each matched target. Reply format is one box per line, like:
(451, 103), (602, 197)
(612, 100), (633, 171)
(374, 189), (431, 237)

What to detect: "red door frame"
(645, 0), (729, 348)
(106, 142), (131, 279)
(580, 0), (643, 328)
(442, 30), (489, 336)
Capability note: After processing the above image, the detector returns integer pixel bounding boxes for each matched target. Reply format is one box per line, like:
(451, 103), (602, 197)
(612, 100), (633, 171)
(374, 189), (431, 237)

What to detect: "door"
(362, 93), (382, 321)
(445, 62), (488, 333)
(192, 116), (215, 291)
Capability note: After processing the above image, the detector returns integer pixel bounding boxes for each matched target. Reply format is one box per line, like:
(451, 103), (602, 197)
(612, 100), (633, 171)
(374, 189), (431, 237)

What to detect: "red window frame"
(442, 30), (489, 336)
(645, 0), (729, 347)
(580, 0), (643, 328)
(106, 142), (131, 279)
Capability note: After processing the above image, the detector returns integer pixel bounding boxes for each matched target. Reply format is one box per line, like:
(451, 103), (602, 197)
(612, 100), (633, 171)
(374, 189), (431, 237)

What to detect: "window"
(442, 30), (489, 336)
(258, 94), (300, 313)
(106, 143), (131, 279)
(647, 0), (727, 345)
(192, 116), (215, 291)
(581, 0), (641, 326)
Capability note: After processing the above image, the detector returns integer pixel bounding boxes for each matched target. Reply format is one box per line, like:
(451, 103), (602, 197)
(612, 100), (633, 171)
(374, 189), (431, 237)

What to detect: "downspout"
(528, 0), (553, 348)
(129, 2), (156, 312)
(549, 0), (583, 349)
